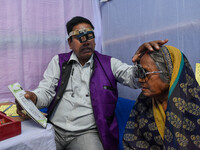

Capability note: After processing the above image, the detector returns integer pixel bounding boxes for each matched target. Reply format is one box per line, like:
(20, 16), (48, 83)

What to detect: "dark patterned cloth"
(123, 46), (200, 150)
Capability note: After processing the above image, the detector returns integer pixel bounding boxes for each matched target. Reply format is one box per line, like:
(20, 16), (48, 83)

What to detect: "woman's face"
(138, 53), (169, 98)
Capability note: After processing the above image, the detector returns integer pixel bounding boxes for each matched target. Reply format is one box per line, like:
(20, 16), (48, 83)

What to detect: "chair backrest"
(115, 97), (135, 150)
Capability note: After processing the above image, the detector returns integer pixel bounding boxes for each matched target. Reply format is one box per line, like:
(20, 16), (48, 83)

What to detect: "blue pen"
(3, 104), (13, 113)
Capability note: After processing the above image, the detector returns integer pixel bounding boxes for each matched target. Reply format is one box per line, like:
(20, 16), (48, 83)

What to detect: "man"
(16, 16), (168, 150)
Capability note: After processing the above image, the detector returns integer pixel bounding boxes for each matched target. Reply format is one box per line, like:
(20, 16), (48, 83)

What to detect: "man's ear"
(68, 38), (72, 49)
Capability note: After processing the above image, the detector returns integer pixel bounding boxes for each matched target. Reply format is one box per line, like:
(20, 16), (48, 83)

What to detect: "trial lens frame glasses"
(76, 31), (95, 43)
(69, 28), (95, 43)
(136, 64), (165, 79)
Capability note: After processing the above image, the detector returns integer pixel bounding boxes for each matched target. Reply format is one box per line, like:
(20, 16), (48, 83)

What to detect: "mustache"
(80, 46), (93, 51)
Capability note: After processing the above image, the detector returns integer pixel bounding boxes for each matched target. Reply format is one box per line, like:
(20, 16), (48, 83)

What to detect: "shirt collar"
(68, 52), (94, 67)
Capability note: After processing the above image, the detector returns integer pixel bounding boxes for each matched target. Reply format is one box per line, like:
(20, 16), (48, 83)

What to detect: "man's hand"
(16, 91), (37, 118)
(132, 39), (168, 62)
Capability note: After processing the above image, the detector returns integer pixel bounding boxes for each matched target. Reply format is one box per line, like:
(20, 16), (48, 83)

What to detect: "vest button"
(63, 66), (66, 70)
(56, 96), (60, 100)
(61, 81), (64, 84)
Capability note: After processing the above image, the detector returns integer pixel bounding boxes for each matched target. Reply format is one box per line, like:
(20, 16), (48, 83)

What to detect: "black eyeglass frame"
(76, 31), (95, 43)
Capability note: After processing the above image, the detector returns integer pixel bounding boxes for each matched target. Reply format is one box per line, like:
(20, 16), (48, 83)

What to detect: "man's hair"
(66, 16), (94, 35)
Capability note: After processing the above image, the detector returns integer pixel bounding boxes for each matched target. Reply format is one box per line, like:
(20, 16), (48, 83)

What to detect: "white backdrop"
(0, 0), (102, 102)
(0, 0), (200, 102)
(101, 0), (200, 100)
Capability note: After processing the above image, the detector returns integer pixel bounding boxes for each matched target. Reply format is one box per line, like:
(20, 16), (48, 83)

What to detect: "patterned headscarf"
(123, 45), (200, 150)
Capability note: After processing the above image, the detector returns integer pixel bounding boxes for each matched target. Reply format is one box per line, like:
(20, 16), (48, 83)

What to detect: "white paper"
(8, 83), (47, 128)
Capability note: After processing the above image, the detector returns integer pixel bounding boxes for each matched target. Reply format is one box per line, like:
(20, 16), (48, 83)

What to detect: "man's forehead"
(72, 22), (92, 30)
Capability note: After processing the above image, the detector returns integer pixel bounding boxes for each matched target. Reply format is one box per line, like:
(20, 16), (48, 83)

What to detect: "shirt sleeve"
(111, 57), (140, 89)
(33, 55), (60, 109)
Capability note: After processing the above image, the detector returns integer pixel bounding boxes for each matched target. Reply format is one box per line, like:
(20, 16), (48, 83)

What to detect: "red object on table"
(0, 111), (21, 141)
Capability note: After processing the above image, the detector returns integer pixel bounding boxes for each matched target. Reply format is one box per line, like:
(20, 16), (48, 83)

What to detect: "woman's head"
(138, 49), (170, 98)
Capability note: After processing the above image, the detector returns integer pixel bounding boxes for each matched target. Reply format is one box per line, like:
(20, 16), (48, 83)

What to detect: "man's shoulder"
(94, 51), (111, 59)
(58, 51), (73, 61)
(58, 51), (72, 57)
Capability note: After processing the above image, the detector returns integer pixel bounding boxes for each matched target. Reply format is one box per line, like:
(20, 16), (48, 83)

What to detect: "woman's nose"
(138, 77), (146, 83)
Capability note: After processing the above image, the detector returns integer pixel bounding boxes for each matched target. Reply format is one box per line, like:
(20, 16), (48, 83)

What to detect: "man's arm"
(32, 55), (60, 109)
(16, 55), (60, 118)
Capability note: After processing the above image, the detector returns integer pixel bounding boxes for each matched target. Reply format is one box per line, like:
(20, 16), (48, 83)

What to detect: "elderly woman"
(123, 45), (200, 150)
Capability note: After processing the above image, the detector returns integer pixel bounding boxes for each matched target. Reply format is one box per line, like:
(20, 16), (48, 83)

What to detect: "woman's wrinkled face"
(138, 53), (169, 98)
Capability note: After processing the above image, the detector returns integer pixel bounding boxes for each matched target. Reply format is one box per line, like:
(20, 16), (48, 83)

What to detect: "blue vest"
(48, 51), (119, 150)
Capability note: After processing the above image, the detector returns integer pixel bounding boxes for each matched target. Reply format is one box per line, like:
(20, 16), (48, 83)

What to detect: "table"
(0, 119), (56, 150)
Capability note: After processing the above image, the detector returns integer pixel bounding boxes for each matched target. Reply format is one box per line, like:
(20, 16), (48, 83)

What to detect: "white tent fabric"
(0, 1), (199, 149)
(101, 0), (200, 100)
(0, 0), (102, 102)
(0, 0), (200, 103)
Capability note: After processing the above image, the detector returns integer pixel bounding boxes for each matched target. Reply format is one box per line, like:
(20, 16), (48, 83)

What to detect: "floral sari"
(123, 45), (200, 150)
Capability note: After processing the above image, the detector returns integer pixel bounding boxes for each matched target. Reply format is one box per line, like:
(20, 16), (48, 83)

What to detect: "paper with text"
(8, 83), (47, 128)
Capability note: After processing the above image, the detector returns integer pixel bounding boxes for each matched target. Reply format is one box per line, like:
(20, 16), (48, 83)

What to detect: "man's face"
(68, 23), (96, 65)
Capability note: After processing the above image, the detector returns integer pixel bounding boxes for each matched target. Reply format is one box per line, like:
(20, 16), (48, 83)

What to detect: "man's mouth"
(81, 47), (92, 53)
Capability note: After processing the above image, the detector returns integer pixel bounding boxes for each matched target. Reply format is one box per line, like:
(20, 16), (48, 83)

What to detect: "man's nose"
(82, 41), (89, 46)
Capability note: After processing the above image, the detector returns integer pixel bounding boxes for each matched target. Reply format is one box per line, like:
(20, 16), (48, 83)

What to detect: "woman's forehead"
(140, 53), (156, 68)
